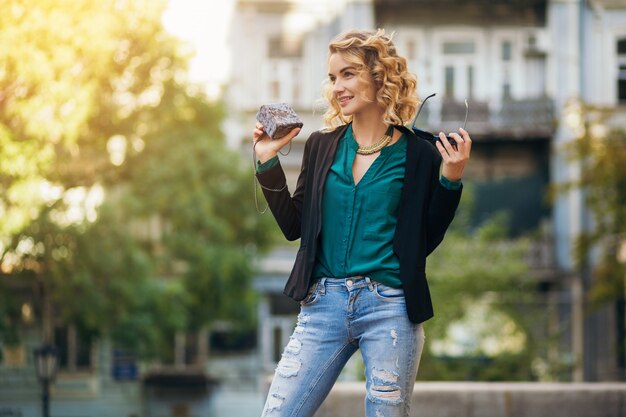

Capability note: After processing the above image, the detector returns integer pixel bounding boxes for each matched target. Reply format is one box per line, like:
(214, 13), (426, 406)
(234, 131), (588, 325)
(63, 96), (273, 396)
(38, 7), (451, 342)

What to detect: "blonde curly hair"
(322, 29), (419, 129)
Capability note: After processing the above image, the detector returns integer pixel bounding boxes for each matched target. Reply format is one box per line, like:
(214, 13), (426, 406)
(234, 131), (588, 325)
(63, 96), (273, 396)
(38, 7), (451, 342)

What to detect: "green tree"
(0, 0), (181, 233)
(558, 103), (626, 305)
(418, 189), (541, 381)
(0, 0), (276, 360)
(553, 102), (626, 374)
(120, 79), (277, 333)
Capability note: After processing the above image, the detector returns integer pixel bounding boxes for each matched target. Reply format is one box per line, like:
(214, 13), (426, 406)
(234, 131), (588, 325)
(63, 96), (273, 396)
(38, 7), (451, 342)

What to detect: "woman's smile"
(338, 95), (354, 106)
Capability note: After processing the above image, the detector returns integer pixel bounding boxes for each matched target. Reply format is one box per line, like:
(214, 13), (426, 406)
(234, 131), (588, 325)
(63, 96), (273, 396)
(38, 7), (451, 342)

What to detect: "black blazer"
(256, 123), (462, 324)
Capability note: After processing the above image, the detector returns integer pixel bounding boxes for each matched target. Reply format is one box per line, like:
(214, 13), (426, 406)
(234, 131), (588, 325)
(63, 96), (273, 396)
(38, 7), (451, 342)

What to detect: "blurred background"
(1, 0), (625, 416)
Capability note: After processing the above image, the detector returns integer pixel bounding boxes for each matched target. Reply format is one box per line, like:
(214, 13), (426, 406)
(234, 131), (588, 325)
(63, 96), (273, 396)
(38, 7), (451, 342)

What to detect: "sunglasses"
(410, 93), (469, 147)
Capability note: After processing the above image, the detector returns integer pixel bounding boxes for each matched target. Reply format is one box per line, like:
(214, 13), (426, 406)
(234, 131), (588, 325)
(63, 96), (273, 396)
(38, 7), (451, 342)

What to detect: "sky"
(162, 0), (236, 100)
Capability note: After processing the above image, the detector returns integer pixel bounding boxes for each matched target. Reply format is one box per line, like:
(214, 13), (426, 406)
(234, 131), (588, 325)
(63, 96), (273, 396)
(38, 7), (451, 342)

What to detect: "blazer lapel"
(315, 124), (348, 196)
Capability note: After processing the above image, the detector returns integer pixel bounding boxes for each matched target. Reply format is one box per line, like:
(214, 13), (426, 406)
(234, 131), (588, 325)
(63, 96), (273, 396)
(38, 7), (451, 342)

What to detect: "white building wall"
(583, 5), (626, 106)
(545, 0), (626, 272)
(392, 25), (549, 100)
(548, 0), (584, 271)
(226, 0), (374, 141)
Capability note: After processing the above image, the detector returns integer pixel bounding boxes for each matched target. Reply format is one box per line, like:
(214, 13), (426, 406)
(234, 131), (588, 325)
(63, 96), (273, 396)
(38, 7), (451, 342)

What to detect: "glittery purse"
(256, 103), (303, 139)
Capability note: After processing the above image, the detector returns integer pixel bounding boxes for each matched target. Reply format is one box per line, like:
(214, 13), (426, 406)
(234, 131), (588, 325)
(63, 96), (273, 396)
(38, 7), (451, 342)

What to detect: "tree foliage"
(0, 0), (276, 360)
(418, 189), (540, 381)
(0, 0), (180, 233)
(555, 102), (626, 306)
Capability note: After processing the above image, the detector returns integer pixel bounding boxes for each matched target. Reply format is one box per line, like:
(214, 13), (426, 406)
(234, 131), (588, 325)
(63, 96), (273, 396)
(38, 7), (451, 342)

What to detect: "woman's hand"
(253, 123), (301, 163)
(435, 128), (472, 181)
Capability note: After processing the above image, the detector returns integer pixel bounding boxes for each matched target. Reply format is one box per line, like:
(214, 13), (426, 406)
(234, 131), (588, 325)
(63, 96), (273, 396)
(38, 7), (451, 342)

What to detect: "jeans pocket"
(300, 280), (322, 306)
(374, 282), (405, 302)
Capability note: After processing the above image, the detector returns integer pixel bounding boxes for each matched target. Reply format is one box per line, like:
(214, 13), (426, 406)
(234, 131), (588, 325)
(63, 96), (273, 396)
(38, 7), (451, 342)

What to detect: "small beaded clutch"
(256, 103), (303, 139)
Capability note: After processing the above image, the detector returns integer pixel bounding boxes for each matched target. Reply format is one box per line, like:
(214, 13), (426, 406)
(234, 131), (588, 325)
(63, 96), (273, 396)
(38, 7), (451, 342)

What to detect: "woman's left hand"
(435, 128), (472, 181)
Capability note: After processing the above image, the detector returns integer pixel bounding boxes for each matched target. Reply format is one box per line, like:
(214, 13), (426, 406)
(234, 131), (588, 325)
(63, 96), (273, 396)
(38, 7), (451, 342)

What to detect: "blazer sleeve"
(425, 150), (463, 256)
(255, 133), (315, 241)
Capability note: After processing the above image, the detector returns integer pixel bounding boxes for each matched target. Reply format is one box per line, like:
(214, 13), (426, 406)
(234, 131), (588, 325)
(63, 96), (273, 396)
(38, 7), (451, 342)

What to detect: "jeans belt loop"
(319, 277), (327, 295)
(365, 276), (374, 291)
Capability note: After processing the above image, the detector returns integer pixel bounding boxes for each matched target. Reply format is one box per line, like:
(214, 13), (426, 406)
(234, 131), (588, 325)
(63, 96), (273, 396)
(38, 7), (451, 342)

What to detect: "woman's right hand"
(253, 123), (301, 163)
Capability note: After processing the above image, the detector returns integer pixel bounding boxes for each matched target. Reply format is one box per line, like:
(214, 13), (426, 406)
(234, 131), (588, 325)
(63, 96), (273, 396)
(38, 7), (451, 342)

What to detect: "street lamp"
(34, 344), (58, 417)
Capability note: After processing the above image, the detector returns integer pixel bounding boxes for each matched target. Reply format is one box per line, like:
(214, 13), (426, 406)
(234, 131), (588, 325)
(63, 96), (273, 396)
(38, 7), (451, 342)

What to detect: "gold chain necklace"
(355, 125), (394, 155)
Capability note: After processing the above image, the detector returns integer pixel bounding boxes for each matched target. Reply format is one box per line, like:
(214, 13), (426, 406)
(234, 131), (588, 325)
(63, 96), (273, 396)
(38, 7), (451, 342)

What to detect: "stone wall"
(270, 382), (626, 417)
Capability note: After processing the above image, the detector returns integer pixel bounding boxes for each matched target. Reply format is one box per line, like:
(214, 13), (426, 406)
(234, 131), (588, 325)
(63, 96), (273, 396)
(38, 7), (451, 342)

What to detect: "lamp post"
(34, 344), (58, 417)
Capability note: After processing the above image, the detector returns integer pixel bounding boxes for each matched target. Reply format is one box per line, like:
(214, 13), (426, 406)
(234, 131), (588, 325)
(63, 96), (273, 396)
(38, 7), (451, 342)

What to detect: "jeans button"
(346, 279), (353, 287)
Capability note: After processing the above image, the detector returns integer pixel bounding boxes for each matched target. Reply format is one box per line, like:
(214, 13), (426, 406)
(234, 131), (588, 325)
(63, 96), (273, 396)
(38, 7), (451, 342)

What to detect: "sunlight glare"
(107, 135), (127, 166)
(50, 185), (106, 227)
(162, 0), (235, 100)
(39, 181), (64, 204)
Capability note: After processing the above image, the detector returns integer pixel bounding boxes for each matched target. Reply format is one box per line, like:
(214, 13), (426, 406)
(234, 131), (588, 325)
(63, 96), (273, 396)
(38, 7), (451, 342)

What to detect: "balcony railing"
(419, 97), (555, 139)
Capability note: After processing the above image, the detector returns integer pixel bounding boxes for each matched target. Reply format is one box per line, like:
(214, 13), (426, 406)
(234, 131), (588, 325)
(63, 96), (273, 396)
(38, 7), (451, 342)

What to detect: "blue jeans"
(261, 277), (425, 417)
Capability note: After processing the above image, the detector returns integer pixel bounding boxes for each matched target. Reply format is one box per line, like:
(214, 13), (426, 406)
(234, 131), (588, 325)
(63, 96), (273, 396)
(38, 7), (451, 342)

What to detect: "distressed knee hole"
(277, 356), (301, 378)
(294, 313), (310, 334)
(369, 384), (402, 404)
(265, 393), (285, 413)
(369, 368), (402, 404)
(296, 313), (310, 325)
(372, 368), (399, 383)
(285, 337), (302, 355)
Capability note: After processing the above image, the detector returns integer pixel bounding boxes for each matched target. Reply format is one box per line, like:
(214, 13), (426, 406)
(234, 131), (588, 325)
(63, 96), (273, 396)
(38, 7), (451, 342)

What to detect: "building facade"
(227, 0), (626, 382)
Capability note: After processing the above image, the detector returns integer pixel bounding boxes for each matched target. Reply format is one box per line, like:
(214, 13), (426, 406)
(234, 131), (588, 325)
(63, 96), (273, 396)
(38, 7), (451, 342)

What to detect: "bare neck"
(351, 111), (388, 147)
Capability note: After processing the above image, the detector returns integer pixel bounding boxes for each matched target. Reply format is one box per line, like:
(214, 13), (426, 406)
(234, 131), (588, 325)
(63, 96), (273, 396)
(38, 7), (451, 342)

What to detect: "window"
(503, 83), (512, 99)
(440, 38), (477, 101)
(443, 41), (475, 55)
(268, 35), (303, 59)
(55, 325), (93, 371)
(526, 56), (546, 98)
(445, 66), (455, 98)
(502, 41), (512, 62)
(618, 38), (626, 103)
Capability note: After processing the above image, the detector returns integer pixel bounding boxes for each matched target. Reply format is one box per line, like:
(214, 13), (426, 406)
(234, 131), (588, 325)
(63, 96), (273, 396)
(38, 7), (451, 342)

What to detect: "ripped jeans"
(261, 277), (425, 417)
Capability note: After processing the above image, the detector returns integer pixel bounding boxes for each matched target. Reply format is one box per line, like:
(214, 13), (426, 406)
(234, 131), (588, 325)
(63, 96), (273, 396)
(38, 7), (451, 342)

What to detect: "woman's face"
(328, 53), (378, 118)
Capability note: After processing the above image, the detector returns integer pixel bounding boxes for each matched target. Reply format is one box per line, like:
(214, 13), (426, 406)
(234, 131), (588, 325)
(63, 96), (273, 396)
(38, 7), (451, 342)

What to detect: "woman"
(253, 29), (471, 417)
